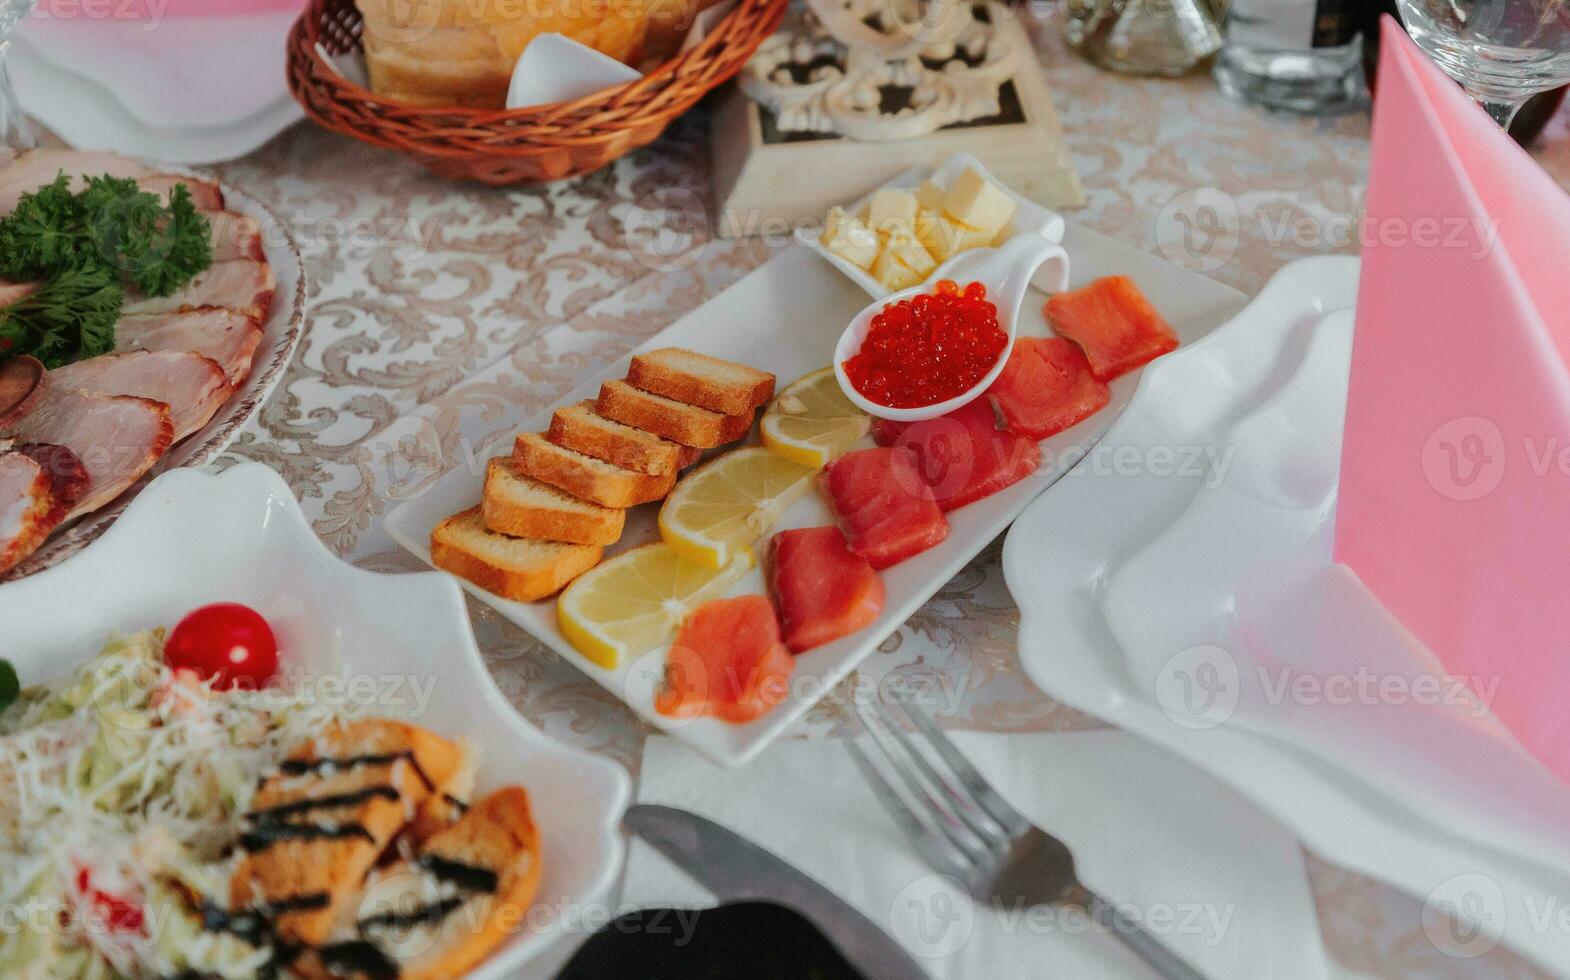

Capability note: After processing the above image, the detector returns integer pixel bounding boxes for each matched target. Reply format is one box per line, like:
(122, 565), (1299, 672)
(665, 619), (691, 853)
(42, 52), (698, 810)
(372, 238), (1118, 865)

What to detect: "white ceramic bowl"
(0, 463), (630, 979)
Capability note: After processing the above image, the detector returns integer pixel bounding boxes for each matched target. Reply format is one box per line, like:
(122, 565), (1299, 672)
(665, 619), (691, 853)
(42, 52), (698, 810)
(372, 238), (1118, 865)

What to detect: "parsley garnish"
(0, 267), (124, 368)
(0, 172), (212, 367)
(0, 659), (17, 715)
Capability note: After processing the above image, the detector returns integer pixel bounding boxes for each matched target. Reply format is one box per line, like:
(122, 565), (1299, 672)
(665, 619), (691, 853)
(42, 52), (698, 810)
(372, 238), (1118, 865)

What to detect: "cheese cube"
(915, 180), (946, 213)
(942, 168), (1017, 240)
(887, 234), (936, 277)
(914, 208), (944, 257)
(924, 211), (993, 262)
(867, 188), (919, 240)
(873, 248), (925, 291)
(873, 234), (937, 290)
(821, 207), (880, 271)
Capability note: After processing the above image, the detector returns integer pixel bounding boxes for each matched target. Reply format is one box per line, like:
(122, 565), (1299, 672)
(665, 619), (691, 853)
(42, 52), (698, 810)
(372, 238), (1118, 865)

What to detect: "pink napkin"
(1336, 18), (1570, 785)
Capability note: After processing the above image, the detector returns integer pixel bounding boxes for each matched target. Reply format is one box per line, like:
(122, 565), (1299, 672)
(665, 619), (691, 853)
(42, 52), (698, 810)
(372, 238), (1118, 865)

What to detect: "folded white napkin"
(624, 731), (1331, 980)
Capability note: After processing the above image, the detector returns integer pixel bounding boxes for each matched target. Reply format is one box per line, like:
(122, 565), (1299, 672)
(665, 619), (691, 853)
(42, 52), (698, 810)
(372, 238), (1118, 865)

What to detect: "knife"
(624, 804), (931, 980)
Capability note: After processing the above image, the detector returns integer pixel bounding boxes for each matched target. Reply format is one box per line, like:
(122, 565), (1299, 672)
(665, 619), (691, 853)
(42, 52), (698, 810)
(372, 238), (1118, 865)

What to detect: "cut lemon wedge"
(658, 447), (818, 569)
(761, 367), (872, 468)
(557, 543), (754, 669)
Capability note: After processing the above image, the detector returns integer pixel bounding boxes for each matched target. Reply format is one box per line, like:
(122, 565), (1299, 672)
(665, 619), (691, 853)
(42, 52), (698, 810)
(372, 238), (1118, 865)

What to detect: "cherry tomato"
(164, 603), (278, 690)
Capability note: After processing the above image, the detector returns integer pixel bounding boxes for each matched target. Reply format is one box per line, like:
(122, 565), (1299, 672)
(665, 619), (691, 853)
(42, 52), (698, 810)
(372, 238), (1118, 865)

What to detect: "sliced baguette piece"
(483, 456), (624, 546)
(351, 787), (544, 980)
(626, 348), (776, 415)
(513, 432), (676, 508)
(597, 380), (754, 449)
(230, 719), (465, 947)
(432, 507), (602, 602)
(295, 787), (544, 980)
(548, 400), (687, 476)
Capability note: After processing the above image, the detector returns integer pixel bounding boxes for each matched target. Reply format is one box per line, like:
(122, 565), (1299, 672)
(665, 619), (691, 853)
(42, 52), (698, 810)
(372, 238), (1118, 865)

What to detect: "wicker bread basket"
(287, 0), (787, 184)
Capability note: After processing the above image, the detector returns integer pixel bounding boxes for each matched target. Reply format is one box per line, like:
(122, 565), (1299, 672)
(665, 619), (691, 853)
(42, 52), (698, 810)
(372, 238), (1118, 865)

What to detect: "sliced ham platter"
(0, 149), (303, 577)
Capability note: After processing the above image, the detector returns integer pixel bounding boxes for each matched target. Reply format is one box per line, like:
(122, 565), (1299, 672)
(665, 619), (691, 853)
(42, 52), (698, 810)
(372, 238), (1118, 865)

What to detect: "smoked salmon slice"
(655, 596), (794, 724)
(1044, 276), (1178, 382)
(770, 526), (884, 653)
(871, 398), (1041, 511)
(986, 337), (1111, 442)
(822, 447), (949, 570)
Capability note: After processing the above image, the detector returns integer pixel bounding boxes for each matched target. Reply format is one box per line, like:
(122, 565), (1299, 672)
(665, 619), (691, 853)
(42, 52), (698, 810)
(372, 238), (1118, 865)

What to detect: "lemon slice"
(760, 367), (872, 468)
(557, 543), (754, 669)
(658, 447), (819, 569)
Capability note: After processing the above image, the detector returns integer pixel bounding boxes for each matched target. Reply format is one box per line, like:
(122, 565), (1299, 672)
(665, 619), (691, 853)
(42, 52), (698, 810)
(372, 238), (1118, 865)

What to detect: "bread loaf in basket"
(356, 0), (652, 107)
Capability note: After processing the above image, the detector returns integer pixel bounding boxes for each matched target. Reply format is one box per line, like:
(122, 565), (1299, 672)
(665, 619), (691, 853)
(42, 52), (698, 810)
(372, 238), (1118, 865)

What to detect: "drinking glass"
(0, 0), (36, 150)
(1397, 0), (1570, 129)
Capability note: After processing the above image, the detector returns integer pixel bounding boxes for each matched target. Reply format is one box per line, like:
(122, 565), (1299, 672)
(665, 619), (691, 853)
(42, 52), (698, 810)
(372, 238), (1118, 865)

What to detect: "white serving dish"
(18, 10), (300, 128)
(11, 25), (304, 165)
(7, 178), (308, 578)
(796, 153), (1069, 300)
(0, 463), (631, 979)
(385, 202), (1247, 767)
(1004, 256), (1570, 974)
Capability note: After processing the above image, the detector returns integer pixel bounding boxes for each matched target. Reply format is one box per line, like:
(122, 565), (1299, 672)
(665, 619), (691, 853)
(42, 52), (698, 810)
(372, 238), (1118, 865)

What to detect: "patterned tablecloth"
(183, 11), (1569, 978)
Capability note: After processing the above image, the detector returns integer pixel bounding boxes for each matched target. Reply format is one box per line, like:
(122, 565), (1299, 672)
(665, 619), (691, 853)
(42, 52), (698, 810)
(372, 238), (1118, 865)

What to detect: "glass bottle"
(1063, 0), (1225, 77)
(1213, 0), (1363, 113)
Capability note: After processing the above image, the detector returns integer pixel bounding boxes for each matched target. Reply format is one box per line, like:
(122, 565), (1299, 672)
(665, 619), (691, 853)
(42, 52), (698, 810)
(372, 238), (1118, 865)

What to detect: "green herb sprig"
(0, 659), (18, 715)
(0, 173), (213, 368)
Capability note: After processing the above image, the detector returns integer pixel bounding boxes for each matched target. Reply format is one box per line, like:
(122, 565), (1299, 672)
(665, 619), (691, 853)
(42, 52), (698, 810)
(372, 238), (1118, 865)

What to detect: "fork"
(847, 688), (1210, 980)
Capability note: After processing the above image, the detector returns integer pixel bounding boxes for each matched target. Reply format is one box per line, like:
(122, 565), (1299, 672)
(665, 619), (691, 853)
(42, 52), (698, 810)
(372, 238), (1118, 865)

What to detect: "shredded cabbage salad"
(0, 631), (354, 979)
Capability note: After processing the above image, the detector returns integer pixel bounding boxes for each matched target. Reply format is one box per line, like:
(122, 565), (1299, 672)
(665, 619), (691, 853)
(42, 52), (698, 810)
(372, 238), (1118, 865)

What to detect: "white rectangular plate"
(386, 227), (1247, 766)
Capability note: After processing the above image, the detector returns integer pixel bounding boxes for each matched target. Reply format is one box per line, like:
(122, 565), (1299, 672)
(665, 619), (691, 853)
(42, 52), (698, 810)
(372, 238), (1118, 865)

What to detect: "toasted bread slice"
(548, 400), (689, 476)
(513, 432), (675, 508)
(627, 348), (776, 415)
(483, 456), (624, 546)
(302, 787), (544, 980)
(230, 720), (465, 947)
(410, 741), (477, 844)
(432, 506), (602, 602)
(597, 380), (754, 449)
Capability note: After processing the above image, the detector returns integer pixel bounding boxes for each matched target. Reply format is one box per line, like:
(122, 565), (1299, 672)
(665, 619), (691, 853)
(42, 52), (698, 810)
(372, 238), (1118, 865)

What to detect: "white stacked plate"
(11, 7), (304, 163)
(1003, 256), (1570, 974)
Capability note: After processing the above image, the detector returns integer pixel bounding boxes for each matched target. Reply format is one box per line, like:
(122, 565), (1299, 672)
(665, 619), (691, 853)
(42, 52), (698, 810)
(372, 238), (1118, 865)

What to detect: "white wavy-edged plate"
(796, 152), (1068, 300)
(386, 229), (1247, 768)
(0, 463), (631, 978)
(17, 10), (299, 131)
(5, 176), (307, 579)
(1004, 256), (1570, 974)
(11, 33), (304, 165)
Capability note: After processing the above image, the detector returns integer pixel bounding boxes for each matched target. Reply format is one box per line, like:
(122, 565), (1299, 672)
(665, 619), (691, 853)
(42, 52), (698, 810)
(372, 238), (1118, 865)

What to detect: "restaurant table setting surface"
(6, 5), (1570, 977)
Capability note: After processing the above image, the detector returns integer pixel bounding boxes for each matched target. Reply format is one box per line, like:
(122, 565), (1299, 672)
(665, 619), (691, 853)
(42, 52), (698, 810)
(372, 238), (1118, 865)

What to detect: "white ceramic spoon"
(833, 233), (1068, 422)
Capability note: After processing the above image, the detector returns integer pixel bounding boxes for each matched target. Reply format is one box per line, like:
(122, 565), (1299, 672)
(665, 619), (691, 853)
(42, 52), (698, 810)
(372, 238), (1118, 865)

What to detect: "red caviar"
(844, 280), (1006, 409)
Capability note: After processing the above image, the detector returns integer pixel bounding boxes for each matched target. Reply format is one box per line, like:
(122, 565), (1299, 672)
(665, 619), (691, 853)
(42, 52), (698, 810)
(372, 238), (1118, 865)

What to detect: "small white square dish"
(0, 462), (630, 979)
(795, 153), (1069, 300)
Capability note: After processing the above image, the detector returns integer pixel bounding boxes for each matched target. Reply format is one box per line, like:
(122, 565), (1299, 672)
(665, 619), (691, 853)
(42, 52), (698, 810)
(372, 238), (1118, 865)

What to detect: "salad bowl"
(0, 463), (630, 979)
